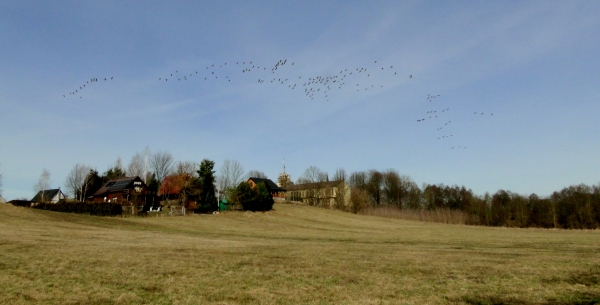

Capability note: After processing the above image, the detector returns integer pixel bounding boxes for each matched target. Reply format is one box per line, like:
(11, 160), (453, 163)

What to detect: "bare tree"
(127, 152), (145, 178)
(115, 157), (126, 176)
(143, 146), (151, 183)
(400, 175), (421, 209)
(246, 170), (267, 179)
(349, 171), (367, 189)
(298, 166), (327, 184)
(332, 168), (346, 181)
(366, 170), (383, 206)
(65, 164), (91, 201)
(176, 161), (198, 178)
(383, 169), (401, 206)
(218, 159), (245, 194)
(150, 151), (174, 184)
(35, 169), (51, 203)
(297, 166), (329, 206)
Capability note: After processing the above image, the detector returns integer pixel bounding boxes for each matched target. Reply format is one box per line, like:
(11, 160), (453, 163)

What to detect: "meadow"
(0, 202), (598, 305)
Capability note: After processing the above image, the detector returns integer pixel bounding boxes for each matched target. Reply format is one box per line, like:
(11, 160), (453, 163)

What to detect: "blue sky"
(1, 1), (599, 200)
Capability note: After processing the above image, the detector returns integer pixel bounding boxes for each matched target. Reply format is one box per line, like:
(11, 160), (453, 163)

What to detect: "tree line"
(28, 149), (600, 226)
(292, 166), (600, 229)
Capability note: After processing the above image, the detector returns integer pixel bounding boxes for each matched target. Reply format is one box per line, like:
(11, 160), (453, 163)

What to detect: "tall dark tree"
(366, 170), (383, 206)
(83, 169), (103, 199)
(146, 172), (160, 195)
(552, 184), (598, 229)
(527, 193), (554, 228)
(196, 159), (216, 213)
(383, 169), (401, 207)
(491, 190), (511, 226)
(256, 182), (274, 211)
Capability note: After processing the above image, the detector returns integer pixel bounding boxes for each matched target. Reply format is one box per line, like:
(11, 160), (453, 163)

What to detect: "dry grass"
(360, 206), (472, 224)
(0, 202), (599, 305)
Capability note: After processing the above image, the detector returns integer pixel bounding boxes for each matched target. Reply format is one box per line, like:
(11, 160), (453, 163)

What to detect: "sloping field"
(0, 203), (598, 305)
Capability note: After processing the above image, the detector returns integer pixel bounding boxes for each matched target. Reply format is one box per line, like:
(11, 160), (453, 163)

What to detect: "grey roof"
(31, 189), (64, 203)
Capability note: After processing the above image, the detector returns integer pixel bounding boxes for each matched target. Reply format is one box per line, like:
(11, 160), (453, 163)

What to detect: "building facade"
(285, 180), (351, 208)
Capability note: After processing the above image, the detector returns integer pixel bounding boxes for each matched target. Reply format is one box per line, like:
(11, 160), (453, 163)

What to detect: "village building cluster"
(3, 168), (353, 214)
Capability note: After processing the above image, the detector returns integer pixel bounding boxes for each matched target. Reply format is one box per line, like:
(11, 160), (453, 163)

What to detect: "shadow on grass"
(566, 266), (600, 287)
(459, 292), (600, 305)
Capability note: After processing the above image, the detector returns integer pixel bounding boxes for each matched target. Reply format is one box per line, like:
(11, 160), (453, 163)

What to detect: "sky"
(1, 1), (599, 200)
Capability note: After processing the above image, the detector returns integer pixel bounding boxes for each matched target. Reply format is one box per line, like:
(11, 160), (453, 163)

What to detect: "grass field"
(0, 203), (599, 305)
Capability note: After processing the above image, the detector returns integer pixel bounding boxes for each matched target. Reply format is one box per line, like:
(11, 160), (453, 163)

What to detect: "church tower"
(277, 158), (292, 188)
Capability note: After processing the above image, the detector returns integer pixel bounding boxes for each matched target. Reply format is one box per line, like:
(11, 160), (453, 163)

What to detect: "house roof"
(92, 176), (142, 197)
(31, 189), (65, 202)
(248, 177), (286, 192)
(285, 180), (346, 191)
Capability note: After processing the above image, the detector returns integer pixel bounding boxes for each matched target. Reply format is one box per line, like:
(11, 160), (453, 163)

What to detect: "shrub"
(33, 202), (123, 216)
(233, 182), (274, 212)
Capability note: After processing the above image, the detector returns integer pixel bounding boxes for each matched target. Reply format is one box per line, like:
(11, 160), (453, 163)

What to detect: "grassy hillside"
(0, 203), (598, 305)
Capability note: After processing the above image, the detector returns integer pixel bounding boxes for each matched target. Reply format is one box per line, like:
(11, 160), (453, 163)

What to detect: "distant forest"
(335, 168), (600, 230)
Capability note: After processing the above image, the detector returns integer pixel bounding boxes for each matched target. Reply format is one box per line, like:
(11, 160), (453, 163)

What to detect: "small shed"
(219, 198), (229, 211)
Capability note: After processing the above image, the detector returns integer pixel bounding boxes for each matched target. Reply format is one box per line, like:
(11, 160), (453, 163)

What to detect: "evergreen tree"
(256, 182), (274, 211)
(146, 172), (160, 195)
(233, 181), (274, 212)
(196, 159), (216, 213)
(84, 169), (103, 198)
(235, 182), (258, 211)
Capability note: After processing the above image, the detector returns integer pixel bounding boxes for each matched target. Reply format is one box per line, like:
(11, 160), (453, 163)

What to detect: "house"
(91, 176), (153, 207)
(247, 177), (286, 200)
(285, 180), (351, 208)
(31, 188), (66, 204)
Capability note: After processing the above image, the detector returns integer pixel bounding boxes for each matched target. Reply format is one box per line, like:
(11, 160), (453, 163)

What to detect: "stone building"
(285, 180), (351, 208)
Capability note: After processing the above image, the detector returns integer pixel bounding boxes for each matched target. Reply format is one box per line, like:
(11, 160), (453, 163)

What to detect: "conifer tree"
(196, 159), (216, 212)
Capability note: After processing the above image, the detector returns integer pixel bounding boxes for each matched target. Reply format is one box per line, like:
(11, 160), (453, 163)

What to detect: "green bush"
(233, 182), (274, 212)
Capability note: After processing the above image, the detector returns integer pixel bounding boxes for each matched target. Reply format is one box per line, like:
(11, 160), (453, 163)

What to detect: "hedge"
(33, 202), (123, 216)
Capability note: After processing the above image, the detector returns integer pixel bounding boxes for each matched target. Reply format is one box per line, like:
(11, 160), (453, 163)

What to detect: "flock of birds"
(415, 93), (494, 149)
(62, 58), (493, 150)
(63, 77), (114, 98)
(152, 59), (409, 102)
